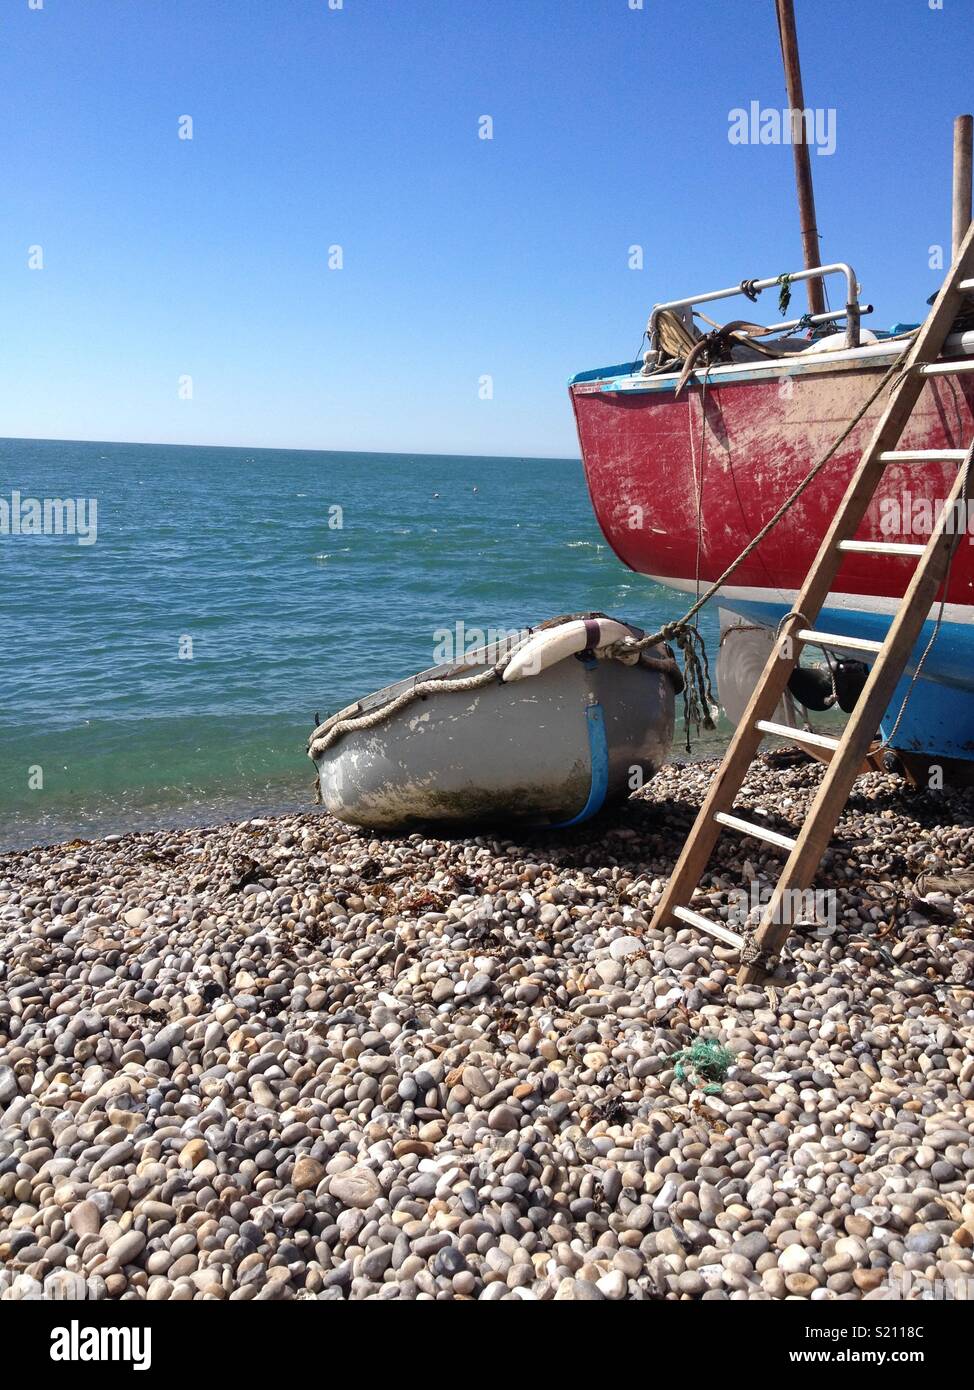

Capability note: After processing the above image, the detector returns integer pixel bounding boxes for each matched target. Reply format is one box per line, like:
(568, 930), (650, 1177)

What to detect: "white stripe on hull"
(646, 575), (974, 626)
(581, 337), (973, 394)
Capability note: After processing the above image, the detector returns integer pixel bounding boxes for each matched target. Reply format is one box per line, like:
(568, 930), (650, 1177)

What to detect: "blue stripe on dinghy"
(550, 700), (609, 828)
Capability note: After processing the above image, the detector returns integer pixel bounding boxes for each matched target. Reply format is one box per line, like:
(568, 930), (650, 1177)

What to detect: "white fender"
(502, 618), (634, 682)
(800, 328), (878, 354)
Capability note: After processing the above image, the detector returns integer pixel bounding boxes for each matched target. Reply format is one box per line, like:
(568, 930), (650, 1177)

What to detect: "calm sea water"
(0, 438), (722, 849)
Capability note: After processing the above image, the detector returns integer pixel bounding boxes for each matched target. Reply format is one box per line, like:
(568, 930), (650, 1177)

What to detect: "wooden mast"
(774, 0), (826, 315)
(953, 114), (973, 260)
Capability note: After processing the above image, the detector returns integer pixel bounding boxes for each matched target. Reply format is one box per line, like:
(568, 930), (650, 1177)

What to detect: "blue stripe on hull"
(723, 601), (974, 762)
(549, 700), (610, 827)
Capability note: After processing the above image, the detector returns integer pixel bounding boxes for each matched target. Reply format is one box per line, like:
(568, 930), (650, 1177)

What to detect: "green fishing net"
(671, 1039), (735, 1093)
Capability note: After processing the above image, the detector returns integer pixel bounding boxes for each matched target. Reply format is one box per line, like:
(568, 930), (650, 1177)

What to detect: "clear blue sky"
(2, 0), (971, 457)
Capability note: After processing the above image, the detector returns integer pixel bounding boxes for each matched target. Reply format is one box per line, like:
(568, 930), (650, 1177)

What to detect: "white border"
(647, 574), (974, 625)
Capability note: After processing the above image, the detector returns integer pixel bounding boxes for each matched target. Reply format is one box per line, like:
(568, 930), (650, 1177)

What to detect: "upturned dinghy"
(308, 613), (681, 831)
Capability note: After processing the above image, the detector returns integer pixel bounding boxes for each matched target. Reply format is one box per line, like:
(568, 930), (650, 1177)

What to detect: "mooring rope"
(308, 660), (506, 759)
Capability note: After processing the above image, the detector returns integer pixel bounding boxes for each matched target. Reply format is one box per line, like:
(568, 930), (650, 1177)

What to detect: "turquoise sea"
(0, 438), (722, 849)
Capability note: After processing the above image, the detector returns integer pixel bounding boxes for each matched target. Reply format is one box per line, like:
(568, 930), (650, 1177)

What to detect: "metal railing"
(649, 263), (863, 350)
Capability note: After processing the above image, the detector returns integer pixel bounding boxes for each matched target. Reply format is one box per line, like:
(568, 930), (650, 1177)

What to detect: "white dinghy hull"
(309, 619), (678, 831)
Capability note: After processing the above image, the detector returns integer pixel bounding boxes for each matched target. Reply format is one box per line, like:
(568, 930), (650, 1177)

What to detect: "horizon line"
(0, 434), (582, 464)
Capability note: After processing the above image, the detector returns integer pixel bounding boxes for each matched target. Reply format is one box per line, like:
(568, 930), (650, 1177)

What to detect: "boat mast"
(774, 0), (826, 315)
(953, 115), (973, 259)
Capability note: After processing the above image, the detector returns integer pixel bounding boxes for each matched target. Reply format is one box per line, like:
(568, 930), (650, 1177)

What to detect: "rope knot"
(669, 624), (718, 752)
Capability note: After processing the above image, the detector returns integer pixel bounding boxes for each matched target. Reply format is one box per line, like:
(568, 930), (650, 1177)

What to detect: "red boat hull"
(570, 343), (974, 761)
(571, 350), (974, 610)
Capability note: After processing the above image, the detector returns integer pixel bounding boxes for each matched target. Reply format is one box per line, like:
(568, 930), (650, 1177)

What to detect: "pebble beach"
(2, 756), (973, 1302)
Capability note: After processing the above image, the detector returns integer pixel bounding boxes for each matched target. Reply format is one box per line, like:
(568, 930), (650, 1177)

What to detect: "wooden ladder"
(652, 220), (974, 986)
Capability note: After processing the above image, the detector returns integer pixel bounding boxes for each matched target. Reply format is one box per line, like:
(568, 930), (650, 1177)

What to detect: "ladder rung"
(879, 449), (969, 462)
(797, 628), (884, 655)
(755, 720), (841, 751)
(920, 360), (974, 376)
(672, 905), (743, 949)
(714, 811), (798, 852)
(837, 539), (927, 557)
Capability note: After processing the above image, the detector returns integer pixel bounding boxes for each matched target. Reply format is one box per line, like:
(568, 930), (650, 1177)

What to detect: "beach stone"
(146, 1024), (185, 1060)
(107, 1231), (146, 1266)
(329, 1168), (382, 1209)
(553, 1278), (605, 1301)
(601, 1168), (622, 1206)
(732, 1232), (770, 1264)
(179, 1139), (208, 1169)
(844, 1215), (873, 1238)
(596, 1269), (628, 1300)
(664, 946), (693, 970)
(777, 1245), (813, 1275)
(361, 1245), (393, 1280)
(69, 1201), (101, 1236)
(905, 1232), (943, 1255)
(487, 1104), (519, 1132)
(596, 960), (624, 986)
(292, 1156), (325, 1191)
(462, 1066), (491, 1097)
(785, 1273), (819, 1297)
(466, 972), (493, 998)
(762, 1268), (787, 1298)
(608, 937), (642, 961)
(613, 1249), (643, 1278)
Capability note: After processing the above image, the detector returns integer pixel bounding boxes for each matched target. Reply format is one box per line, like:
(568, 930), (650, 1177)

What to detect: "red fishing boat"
(570, 281), (974, 766)
(570, 1), (974, 773)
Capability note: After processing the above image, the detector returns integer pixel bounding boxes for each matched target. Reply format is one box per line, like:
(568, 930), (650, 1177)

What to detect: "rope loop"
(774, 609), (810, 644)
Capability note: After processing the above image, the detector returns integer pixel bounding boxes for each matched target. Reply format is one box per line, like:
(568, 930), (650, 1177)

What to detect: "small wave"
(566, 540), (603, 550)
